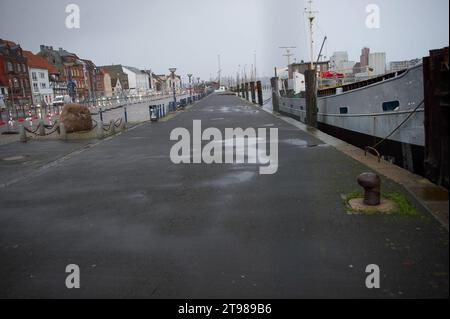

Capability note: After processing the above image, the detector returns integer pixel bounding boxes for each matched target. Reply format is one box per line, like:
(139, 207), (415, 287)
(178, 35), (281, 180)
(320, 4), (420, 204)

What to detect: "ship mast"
(305, 0), (318, 70)
(217, 54), (222, 86)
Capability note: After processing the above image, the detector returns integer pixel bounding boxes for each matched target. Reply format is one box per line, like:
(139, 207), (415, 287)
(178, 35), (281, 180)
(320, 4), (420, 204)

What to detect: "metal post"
(169, 68), (177, 112)
(124, 106), (128, 123)
(271, 77), (280, 113)
(187, 74), (193, 103)
(257, 81), (263, 106)
(250, 81), (256, 104)
(99, 107), (103, 123)
(305, 69), (317, 127)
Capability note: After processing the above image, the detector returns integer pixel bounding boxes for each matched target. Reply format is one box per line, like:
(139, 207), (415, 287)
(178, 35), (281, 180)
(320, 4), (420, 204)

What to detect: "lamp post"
(7, 71), (17, 131)
(93, 67), (98, 106)
(169, 68), (177, 111)
(187, 74), (193, 101)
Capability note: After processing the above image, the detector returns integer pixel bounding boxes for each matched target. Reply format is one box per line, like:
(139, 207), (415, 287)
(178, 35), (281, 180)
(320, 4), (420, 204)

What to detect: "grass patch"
(343, 191), (420, 216)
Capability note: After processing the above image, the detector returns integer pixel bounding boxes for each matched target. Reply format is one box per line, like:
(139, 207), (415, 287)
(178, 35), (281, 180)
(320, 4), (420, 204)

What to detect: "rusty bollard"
(357, 173), (381, 206)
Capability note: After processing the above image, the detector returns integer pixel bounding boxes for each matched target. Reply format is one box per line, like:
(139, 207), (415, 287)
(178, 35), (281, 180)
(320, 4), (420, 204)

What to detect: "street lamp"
(187, 74), (193, 101)
(169, 68), (177, 111)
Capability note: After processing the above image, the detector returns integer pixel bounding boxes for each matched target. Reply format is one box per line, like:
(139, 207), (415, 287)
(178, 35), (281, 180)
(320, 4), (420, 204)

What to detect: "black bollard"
(357, 173), (381, 206)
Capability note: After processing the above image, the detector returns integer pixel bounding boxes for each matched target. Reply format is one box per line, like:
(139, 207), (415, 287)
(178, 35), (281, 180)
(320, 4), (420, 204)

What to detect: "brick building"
(0, 39), (32, 106)
(38, 45), (89, 101)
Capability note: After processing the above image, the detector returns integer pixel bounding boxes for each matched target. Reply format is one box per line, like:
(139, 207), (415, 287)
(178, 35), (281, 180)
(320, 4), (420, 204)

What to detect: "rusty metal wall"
(423, 47), (449, 189)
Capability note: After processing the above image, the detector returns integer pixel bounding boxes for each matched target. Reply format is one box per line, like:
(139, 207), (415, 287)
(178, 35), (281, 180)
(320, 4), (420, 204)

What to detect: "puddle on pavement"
(216, 106), (259, 114)
(2, 155), (27, 162)
(281, 139), (328, 148)
(200, 171), (256, 188)
(126, 192), (149, 202)
(222, 137), (270, 164)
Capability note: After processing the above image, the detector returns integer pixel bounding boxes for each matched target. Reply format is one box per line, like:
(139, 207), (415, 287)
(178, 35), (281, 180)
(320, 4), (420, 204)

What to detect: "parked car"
(52, 95), (71, 107)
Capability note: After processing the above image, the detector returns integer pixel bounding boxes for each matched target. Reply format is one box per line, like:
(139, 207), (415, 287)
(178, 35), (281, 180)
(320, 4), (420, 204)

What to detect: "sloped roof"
(23, 50), (58, 74)
(123, 66), (142, 74)
(100, 65), (124, 76)
(0, 39), (18, 47)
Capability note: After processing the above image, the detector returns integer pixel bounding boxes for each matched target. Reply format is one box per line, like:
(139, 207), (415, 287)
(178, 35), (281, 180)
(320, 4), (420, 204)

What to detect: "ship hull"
(278, 64), (425, 174)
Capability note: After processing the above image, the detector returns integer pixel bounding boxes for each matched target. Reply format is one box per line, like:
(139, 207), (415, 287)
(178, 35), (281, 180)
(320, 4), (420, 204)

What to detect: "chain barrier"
(114, 118), (123, 128)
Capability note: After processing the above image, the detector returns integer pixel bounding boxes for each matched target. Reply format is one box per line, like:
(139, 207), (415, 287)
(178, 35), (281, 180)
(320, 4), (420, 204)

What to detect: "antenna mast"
(279, 47), (297, 66)
(218, 54), (222, 86)
(305, 0), (318, 70)
(254, 51), (257, 81)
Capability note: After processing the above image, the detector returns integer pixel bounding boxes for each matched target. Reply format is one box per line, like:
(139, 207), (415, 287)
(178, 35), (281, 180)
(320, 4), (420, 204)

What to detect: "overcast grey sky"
(1, 0), (448, 80)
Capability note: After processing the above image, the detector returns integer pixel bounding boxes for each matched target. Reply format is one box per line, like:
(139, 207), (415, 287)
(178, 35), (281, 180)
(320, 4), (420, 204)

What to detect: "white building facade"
(123, 66), (150, 96)
(389, 58), (421, 72)
(330, 51), (356, 74)
(29, 67), (53, 105)
(369, 52), (386, 76)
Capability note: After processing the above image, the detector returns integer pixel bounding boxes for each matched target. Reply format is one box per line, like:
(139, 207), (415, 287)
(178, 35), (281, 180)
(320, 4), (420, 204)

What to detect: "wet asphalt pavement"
(0, 94), (448, 298)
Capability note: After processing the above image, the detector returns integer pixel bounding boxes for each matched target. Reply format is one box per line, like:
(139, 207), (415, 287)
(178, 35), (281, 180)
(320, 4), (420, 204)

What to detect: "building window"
(13, 78), (19, 88)
(33, 83), (39, 92)
(32, 72), (37, 81)
(339, 107), (349, 114)
(39, 72), (45, 79)
(22, 64), (26, 72)
(7, 62), (13, 72)
(40, 83), (46, 89)
(382, 101), (400, 112)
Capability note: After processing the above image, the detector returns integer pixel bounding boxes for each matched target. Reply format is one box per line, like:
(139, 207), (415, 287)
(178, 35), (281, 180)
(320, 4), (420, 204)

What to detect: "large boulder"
(59, 104), (93, 133)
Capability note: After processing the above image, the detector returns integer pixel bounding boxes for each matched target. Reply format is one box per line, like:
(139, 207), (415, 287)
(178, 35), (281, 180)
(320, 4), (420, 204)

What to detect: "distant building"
(111, 77), (123, 96)
(100, 69), (112, 97)
(368, 52), (386, 76)
(123, 66), (150, 95)
(98, 65), (130, 96)
(142, 70), (156, 93)
(353, 62), (362, 74)
(288, 61), (329, 79)
(360, 47), (370, 67)
(38, 45), (89, 101)
(166, 73), (182, 94)
(0, 39), (32, 106)
(152, 74), (167, 94)
(389, 59), (421, 72)
(23, 50), (56, 105)
(329, 51), (356, 74)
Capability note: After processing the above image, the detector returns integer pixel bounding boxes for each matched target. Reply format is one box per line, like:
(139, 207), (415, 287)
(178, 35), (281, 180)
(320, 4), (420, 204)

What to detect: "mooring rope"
(370, 100), (424, 150)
